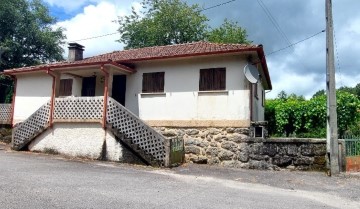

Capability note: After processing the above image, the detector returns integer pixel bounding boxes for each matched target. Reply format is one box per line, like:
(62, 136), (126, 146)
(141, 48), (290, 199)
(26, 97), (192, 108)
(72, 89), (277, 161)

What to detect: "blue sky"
(44, 0), (360, 99)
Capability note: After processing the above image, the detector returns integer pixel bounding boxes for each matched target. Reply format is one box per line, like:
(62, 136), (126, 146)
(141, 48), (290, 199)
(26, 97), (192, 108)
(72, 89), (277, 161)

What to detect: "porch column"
(46, 69), (60, 127)
(100, 65), (109, 129)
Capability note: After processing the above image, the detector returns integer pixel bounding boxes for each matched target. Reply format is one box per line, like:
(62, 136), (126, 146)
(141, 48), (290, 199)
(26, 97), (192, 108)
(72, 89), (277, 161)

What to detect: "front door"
(112, 75), (126, 106)
(81, 77), (96, 96)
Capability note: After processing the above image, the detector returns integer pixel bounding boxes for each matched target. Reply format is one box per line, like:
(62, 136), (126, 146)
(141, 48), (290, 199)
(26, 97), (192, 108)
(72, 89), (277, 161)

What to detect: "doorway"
(81, 76), (96, 96)
(112, 75), (127, 106)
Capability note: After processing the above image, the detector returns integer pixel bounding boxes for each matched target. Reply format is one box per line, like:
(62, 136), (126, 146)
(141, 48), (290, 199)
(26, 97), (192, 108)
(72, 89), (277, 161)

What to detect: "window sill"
(140, 92), (166, 98)
(198, 90), (229, 95)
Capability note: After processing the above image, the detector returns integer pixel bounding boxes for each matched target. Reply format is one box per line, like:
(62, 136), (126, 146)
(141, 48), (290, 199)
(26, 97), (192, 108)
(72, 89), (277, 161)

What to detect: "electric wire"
(256, 0), (291, 47)
(266, 30), (325, 56)
(66, 0), (238, 43)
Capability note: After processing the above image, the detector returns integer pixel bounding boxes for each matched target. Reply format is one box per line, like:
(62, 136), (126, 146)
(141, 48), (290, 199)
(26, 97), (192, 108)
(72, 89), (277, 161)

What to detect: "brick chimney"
(68, 43), (84, 62)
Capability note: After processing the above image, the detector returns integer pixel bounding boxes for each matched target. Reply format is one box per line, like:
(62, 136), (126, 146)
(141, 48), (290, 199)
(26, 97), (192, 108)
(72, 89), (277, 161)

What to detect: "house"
(1, 41), (272, 167)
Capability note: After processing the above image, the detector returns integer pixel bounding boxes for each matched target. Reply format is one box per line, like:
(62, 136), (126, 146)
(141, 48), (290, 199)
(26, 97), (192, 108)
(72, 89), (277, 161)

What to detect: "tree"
(207, 19), (250, 44)
(118, 0), (208, 49)
(0, 0), (65, 102)
(117, 0), (250, 49)
(312, 89), (325, 98)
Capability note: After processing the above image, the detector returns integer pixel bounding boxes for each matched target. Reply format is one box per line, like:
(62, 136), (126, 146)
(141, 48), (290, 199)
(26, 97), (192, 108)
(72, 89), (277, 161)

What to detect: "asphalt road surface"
(1, 144), (359, 209)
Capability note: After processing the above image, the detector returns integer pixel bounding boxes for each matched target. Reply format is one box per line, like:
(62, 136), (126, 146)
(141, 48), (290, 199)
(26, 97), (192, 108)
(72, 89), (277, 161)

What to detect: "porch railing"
(12, 96), (173, 166)
(53, 97), (104, 122)
(0, 104), (12, 124)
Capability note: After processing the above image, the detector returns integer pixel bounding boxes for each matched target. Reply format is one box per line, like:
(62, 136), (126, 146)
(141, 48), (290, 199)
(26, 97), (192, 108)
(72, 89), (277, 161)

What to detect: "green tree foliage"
(265, 90), (360, 138)
(117, 0), (250, 49)
(0, 0), (65, 102)
(207, 19), (250, 44)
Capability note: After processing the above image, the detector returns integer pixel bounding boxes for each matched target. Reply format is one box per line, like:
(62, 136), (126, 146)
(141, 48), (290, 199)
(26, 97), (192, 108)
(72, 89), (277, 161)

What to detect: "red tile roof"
(4, 41), (272, 89)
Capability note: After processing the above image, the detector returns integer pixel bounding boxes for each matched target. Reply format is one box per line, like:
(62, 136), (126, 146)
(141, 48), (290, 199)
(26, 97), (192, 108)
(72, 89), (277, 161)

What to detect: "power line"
(200, 0), (236, 12)
(256, 0), (291, 47)
(67, 32), (119, 43)
(266, 30), (325, 56)
(66, 0), (238, 43)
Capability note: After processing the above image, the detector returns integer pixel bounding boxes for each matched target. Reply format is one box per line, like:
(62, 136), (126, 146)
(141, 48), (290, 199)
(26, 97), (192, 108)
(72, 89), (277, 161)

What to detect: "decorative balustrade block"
(0, 104), (12, 124)
(54, 97), (104, 121)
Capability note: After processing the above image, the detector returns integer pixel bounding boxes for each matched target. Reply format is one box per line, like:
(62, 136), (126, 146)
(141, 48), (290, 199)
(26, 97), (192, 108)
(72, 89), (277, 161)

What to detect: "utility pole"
(325, 0), (340, 176)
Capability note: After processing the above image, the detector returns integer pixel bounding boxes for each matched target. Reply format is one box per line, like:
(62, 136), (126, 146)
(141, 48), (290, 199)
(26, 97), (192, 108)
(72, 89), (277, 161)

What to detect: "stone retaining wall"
(155, 127), (329, 171)
(0, 126), (12, 144)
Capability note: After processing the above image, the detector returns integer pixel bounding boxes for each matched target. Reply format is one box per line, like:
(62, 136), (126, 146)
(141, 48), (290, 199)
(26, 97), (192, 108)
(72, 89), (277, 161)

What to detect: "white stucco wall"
(28, 123), (125, 161)
(14, 73), (52, 124)
(125, 55), (253, 122)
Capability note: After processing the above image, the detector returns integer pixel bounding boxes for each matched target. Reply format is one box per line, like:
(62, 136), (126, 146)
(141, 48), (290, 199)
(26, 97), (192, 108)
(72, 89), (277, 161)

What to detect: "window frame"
(253, 83), (259, 100)
(199, 67), (226, 91)
(142, 72), (165, 93)
(59, 78), (73, 97)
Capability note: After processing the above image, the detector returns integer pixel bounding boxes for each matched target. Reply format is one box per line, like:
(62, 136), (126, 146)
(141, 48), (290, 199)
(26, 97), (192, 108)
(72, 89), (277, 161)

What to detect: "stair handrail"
(12, 101), (51, 150)
(106, 97), (168, 166)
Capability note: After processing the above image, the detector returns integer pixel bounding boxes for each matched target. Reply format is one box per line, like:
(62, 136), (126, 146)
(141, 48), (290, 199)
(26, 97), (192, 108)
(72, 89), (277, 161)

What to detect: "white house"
(1, 41), (272, 167)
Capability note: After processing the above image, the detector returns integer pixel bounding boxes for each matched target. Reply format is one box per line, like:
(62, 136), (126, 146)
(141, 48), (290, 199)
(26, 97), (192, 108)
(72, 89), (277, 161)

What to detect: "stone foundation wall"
(155, 127), (328, 171)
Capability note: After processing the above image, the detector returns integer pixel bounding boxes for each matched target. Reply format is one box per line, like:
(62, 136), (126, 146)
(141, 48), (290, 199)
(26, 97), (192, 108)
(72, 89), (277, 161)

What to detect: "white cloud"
(56, 1), (140, 58)
(44, 0), (96, 12)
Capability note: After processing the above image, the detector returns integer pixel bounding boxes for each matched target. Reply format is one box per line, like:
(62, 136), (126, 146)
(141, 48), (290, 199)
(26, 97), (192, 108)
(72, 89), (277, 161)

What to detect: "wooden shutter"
(59, 79), (73, 96)
(199, 68), (226, 91)
(142, 72), (164, 93)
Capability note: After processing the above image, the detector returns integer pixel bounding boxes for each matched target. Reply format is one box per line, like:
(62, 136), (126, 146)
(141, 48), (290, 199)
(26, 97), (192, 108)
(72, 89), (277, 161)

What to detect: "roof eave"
(3, 61), (136, 75)
(255, 47), (272, 90)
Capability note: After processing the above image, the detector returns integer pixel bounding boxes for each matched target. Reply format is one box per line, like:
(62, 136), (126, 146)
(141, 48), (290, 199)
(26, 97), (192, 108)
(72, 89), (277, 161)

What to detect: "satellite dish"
(244, 62), (260, 83)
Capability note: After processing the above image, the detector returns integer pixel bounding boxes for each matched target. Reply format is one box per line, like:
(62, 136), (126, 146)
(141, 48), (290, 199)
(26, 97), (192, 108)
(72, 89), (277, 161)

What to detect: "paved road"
(1, 143), (359, 209)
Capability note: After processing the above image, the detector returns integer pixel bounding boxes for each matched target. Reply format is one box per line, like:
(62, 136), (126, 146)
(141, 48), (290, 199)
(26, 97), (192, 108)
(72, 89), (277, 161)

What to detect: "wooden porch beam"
(100, 65), (109, 129)
(46, 68), (57, 127)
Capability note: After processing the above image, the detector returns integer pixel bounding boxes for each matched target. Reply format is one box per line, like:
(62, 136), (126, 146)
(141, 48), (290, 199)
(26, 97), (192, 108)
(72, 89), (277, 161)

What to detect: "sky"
(44, 0), (360, 99)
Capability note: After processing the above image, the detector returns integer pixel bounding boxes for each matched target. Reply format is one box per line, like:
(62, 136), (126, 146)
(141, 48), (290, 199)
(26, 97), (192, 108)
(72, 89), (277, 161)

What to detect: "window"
(199, 68), (226, 91)
(59, 79), (73, 96)
(253, 83), (258, 99)
(142, 72), (165, 93)
(262, 90), (265, 107)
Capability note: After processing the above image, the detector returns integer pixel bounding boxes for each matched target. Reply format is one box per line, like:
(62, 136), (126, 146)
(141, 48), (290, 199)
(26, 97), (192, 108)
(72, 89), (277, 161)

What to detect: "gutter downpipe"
(100, 64), (109, 129)
(46, 69), (56, 128)
(9, 75), (17, 127)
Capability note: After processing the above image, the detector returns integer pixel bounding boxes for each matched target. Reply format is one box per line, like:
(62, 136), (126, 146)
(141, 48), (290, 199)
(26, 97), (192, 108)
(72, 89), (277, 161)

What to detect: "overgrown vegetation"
(0, 0), (66, 102)
(265, 86), (360, 138)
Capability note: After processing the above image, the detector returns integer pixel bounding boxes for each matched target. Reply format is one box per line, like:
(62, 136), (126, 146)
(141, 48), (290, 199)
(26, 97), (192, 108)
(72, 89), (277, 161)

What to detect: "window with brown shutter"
(199, 68), (226, 91)
(59, 79), (73, 96)
(142, 72), (165, 93)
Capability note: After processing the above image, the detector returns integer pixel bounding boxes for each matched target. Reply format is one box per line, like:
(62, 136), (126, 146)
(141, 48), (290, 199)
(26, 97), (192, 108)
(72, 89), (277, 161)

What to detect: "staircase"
(107, 98), (166, 166)
(11, 97), (175, 167)
(12, 102), (51, 150)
